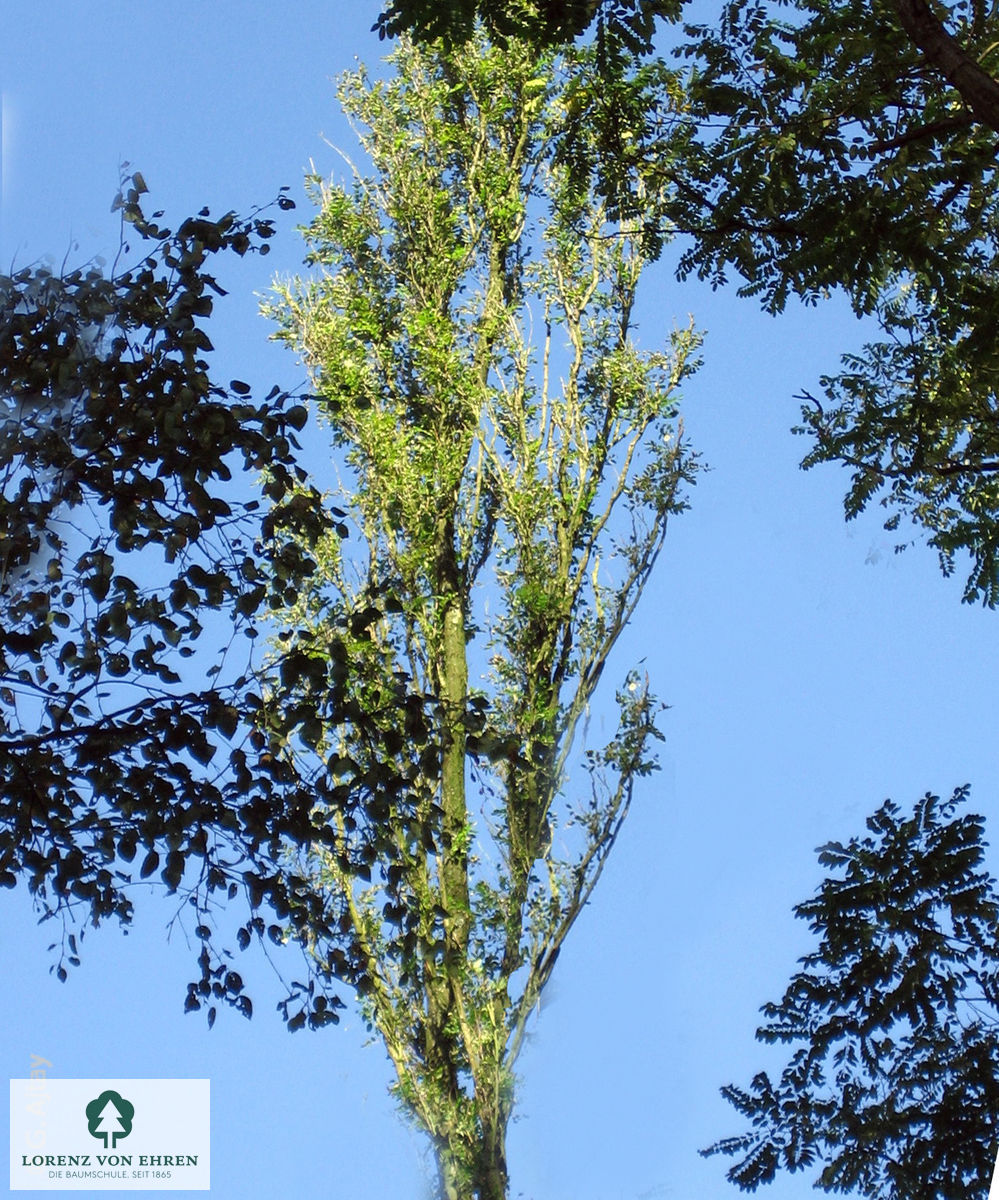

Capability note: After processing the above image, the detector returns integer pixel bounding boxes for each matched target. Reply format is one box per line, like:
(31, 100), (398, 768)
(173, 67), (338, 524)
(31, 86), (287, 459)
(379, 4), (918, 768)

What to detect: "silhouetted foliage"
(375, 0), (677, 52)
(0, 176), (361, 1026)
(670, 0), (999, 602)
(704, 788), (999, 1197)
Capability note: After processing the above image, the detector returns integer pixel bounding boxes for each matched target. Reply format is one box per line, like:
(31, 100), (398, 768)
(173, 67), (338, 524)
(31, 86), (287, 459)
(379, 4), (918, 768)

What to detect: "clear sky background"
(3, 4), (998, 1199)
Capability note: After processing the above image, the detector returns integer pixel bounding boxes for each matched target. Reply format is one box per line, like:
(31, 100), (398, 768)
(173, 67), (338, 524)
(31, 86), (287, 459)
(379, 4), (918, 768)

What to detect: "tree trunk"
(433, 1126), (509, 1200)
(435, 1148), (464, 1200)
(475, 1113), (510, 1200)
(895, 0), (999, 135)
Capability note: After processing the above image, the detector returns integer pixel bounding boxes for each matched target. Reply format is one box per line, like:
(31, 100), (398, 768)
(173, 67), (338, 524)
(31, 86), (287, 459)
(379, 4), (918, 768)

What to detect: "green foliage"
(379, 0), (999, 602)
(374, 0), (679, 53)
(266, 35), (699, 1197)
(795, 273), (999, 604)
(378, 0), (690, 249)
(669, 0), (999, 601)
(675, 0), (998, 312)
(704, 787), (999, 1197)
(0, 176), (350, 1022)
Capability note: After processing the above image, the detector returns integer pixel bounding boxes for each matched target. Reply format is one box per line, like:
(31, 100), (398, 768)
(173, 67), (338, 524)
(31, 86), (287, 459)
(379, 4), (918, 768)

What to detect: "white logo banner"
(9, 1079), (209, 1191)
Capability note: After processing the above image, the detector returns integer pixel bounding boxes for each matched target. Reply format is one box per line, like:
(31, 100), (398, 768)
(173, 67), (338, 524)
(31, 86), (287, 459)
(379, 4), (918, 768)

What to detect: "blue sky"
(3, 4), (999, 1199)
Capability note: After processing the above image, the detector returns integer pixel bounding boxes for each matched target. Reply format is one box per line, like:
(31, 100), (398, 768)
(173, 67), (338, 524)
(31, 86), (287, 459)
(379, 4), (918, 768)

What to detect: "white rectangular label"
(990, 1145), (999, 1200)
(9, 1079), (209, 1191)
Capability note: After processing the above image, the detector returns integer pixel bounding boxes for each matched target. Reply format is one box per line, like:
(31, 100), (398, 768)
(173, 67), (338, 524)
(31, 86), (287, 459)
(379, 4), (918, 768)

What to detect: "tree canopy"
(374, 0), (677, 51)
(703, 788), (999, 1198)
(381, 0), (999, 603)
(0, 179), (353, 1021)
(264, 33), (699, 1199)
(672, 0), (999, 603)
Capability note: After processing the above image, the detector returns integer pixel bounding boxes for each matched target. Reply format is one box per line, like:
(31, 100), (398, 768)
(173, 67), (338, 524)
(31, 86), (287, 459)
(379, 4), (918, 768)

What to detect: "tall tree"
(368, 8), (999, 1193)
(265, 35), (699, 1199)
(703, 788), (999, 1198)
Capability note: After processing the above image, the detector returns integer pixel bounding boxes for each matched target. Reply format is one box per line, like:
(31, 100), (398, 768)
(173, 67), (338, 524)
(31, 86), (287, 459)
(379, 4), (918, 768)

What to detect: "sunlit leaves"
(264, 34), (698, 1187)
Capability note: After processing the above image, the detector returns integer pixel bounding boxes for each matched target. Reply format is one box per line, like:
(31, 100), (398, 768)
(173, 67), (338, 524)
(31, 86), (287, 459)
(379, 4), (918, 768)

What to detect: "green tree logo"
(85, 1090), (134, 1148)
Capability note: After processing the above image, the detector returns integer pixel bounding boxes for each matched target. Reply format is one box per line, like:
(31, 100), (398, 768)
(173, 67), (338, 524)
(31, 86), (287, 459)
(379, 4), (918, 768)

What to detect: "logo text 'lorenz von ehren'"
(9, 1079), (209, 1190)
(85, 1091), (134, 1150)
